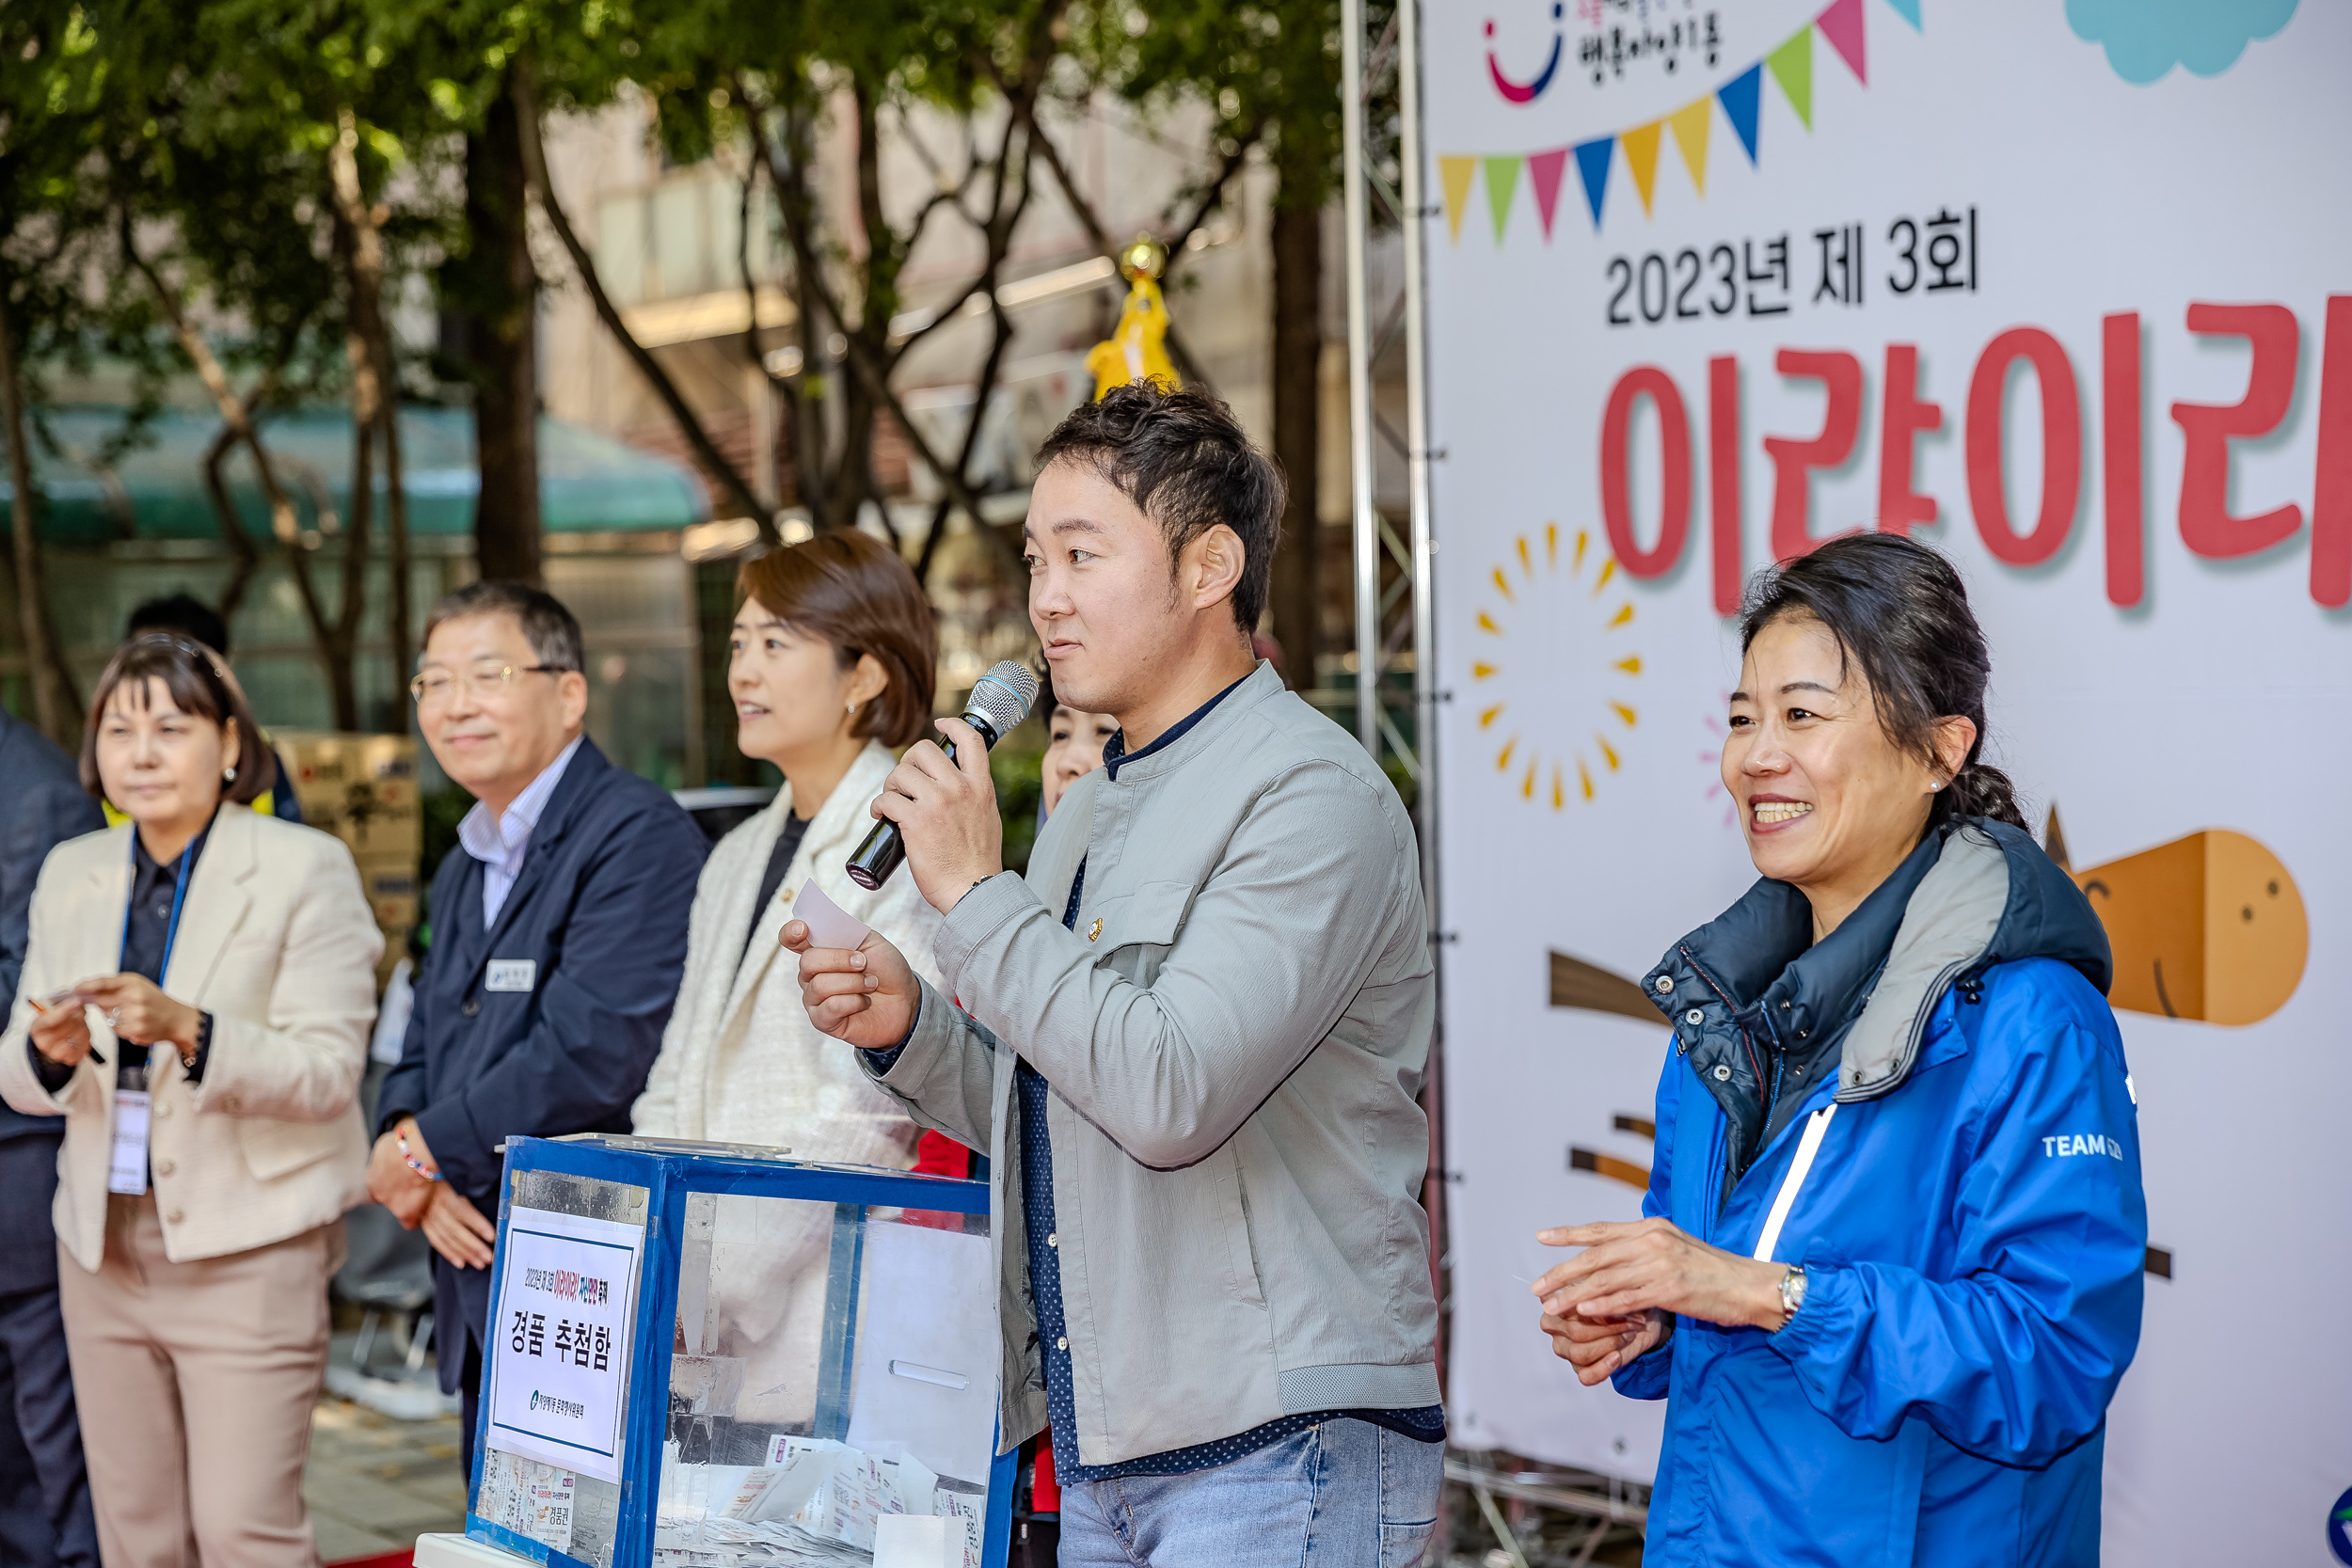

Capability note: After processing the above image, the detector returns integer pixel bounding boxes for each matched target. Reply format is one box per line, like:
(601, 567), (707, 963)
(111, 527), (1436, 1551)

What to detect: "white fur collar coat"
(629, 742), (943, 1164)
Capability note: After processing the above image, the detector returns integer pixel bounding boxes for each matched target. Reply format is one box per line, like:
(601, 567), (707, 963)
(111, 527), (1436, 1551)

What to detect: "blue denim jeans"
(1056, 1418), (1444, 1568)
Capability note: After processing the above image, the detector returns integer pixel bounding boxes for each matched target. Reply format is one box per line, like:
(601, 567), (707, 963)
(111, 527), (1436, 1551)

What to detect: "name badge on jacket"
(485, 959), (537, 993)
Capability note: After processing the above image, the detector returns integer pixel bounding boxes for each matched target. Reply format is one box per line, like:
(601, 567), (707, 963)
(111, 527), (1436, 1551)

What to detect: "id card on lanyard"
(107, 836), (195, 1197)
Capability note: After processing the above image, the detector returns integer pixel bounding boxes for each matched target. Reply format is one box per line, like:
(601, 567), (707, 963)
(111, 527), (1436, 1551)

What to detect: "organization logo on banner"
(2328, 1486), (2352, 1566)
(1486, 2), (1567, 103)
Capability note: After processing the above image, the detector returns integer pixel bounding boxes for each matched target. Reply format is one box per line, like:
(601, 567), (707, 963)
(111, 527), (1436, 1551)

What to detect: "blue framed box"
(464, 1135), (1012, 1568)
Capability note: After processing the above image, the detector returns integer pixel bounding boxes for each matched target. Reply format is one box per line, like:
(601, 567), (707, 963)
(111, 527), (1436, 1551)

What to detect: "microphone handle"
(844, 715), (1005, 891)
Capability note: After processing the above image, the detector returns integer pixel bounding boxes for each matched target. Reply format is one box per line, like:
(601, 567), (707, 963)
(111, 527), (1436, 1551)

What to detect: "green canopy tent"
(4, 406), (716, 778)
(7, 404), (708, 543)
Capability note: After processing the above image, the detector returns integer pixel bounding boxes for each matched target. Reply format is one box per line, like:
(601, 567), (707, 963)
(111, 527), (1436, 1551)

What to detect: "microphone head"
(962, 660), (1041, 739)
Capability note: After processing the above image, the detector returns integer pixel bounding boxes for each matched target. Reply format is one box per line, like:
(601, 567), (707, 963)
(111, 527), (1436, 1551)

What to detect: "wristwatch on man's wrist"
(1777, 1264), (1809, 1325)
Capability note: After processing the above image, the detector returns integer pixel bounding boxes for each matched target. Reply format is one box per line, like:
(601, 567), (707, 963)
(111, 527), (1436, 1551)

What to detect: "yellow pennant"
(1668, 98), (1711, 196)
(1621, 121), (1663, 215)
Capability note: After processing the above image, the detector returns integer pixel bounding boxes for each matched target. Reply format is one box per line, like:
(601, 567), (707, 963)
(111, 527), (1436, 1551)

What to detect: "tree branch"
(512, 70), (776, 542)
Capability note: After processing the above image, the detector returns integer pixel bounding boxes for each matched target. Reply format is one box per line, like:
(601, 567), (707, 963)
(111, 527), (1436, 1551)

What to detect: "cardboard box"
(273, 732), (421, 989)
(273, 731), (422, 862)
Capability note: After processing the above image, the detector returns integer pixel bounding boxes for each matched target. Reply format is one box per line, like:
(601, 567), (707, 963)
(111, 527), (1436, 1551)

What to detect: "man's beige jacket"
(866, 661), (1440, 1467)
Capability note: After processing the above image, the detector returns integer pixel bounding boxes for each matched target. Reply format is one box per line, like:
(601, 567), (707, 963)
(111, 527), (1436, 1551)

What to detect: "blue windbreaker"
(1615, 820), (2146, 1567)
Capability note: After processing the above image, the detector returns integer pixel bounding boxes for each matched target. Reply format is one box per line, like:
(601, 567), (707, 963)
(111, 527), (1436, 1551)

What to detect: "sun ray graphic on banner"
(1471, 522), (1643, 809)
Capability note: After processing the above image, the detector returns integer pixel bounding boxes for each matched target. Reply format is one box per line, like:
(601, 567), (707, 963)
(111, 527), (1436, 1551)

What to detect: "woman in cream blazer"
(0, 636), (379, 1568)
(631, 532), (946, 1425)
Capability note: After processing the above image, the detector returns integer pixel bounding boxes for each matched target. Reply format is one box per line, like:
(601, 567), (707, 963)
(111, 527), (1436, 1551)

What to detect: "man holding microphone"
(789, 384), (1442, 1567)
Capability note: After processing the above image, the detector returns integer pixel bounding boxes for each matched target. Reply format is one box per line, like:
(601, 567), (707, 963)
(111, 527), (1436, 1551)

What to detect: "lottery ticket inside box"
(466, 1135), (1011, 1568)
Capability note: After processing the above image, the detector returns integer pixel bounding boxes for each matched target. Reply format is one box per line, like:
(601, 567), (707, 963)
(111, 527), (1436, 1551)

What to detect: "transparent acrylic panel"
(655, 1191), (994, 1568)
(473, 1171), (650, 1568)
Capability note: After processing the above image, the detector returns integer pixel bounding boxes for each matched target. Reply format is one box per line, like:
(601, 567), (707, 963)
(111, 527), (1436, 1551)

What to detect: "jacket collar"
(719, 743), (897, 1019)
(1096, 661), (1283, 788)
(1644, 817), (2113, 1177)
(161, 805), (258, 1002)
(470, 736), (613, 958)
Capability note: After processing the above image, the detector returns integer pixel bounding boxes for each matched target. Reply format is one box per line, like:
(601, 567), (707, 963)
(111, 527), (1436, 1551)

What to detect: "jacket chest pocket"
(1085, 880), (1196, 989)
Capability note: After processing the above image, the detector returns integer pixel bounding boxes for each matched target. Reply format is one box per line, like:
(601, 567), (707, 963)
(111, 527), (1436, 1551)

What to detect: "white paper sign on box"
(482, 1206), (644, 1483)
(874, 1513), (961, 1568)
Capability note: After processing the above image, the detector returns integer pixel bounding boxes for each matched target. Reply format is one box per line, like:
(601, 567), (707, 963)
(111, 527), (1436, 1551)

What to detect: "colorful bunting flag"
(1527, 148), (1569, 239)
(1818, 0), (1868, 84)
(1439, 156), (1476, 242)
(1767, 26), (1815, 130)
(1621, 121), (1662, 214)
(1667, 98), (1712, 195)
(1441, 0), (1918, 243)
(1483, 156), (1522, 241)
(1718, 63), (1763, 166)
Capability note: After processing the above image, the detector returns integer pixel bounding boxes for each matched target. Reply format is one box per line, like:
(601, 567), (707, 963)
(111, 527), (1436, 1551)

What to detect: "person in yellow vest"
(121, 596), (302, 825)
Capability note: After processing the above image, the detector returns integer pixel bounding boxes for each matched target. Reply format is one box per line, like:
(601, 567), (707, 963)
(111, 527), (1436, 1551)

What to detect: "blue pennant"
(1883, 0), (1921, 29)
(1573, 136), (1614, 229)
(1717, 63), (1762, 166)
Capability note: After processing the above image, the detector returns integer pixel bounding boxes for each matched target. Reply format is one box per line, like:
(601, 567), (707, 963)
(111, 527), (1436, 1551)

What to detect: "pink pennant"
(1817, 0), (1867, 84)
(1527, 148), (1569, 240)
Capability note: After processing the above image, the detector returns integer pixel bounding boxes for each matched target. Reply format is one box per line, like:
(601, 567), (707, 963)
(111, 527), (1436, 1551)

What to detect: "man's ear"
(1185, 523), (1247, 613)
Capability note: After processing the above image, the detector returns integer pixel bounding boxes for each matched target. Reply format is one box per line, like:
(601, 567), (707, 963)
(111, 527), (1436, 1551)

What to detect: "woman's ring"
(106, 1008), (119, 1029)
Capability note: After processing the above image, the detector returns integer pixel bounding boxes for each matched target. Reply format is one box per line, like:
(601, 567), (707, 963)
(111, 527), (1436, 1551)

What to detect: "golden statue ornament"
(1086, 233), (1181, 400)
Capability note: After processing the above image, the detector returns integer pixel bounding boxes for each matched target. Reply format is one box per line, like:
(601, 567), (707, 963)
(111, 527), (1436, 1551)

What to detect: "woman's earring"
(223, 766), (237, 783)
(1930, 780), (1943, 792)
(847, 701), (858, 716)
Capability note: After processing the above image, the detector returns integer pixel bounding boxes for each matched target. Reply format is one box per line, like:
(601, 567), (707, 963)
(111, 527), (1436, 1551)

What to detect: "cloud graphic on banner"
(2064, 0), (2296, 85)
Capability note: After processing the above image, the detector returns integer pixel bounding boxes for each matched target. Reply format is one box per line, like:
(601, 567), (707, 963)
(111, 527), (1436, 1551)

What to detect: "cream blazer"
(0, 808), (382, 1270)
(630, 742), (943, 1164)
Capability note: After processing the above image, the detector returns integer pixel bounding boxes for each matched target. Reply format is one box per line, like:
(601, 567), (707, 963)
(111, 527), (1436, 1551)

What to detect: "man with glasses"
(370, 581), (707, 1481)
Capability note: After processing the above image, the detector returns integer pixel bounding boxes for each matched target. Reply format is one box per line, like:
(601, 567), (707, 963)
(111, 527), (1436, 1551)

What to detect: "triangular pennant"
(1818, 0), (1867, 84)
(1883, 0), (1921, 29)
(1526, 148), (1569, 239)
(1666, 98), (1711, 195)
(1438, 156), (1476, 243)
(1621, 121), (1662, 215)
(1767, 27), (1815, 130)
(1572, 135), (1613, 229)
(1717, 64), (1762, 165)
(1482, 155), (1522, 242)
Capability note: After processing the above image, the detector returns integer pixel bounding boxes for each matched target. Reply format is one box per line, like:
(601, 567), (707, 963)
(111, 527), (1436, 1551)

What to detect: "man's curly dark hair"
(1035, 380), (1286, 632)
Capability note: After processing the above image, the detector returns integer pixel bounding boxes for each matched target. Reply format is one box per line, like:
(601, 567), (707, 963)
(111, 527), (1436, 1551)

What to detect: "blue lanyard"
(121, 832), (198, 982)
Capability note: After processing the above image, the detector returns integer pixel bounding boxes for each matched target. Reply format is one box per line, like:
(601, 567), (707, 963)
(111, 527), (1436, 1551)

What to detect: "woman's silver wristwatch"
(1778, 1265), (1809, 1323)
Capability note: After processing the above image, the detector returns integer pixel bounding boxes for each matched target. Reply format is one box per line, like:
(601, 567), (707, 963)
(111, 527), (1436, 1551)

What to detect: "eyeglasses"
(409, 662), (564, 705)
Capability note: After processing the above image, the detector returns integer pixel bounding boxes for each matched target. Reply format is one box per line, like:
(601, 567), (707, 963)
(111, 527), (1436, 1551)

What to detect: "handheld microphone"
(845, 659), (1041, 891)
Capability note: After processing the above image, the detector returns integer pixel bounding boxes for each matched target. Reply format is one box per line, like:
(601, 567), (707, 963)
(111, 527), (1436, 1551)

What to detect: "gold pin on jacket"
(1088, 918), (1104, 942)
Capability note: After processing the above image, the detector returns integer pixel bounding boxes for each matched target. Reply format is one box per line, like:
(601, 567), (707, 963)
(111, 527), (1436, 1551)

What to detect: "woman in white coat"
(632, 531), (946, 1423)
(0, 634), (379, 1568)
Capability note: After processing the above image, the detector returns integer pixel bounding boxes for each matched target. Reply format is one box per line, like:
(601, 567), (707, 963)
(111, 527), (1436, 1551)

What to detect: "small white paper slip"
(873, 1514), (960, 1568)
(485, 959), (537, 992)
(791, 881), (873, 952)
(107, 1090), (151, 1196)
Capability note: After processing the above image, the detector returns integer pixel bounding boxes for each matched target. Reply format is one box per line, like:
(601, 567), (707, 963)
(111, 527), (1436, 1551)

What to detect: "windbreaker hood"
(1643, 817), (2112, 1171)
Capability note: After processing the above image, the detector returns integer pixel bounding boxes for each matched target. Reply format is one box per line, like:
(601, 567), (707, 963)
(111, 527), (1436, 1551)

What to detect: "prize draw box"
(464, 1136), (1011, 1568)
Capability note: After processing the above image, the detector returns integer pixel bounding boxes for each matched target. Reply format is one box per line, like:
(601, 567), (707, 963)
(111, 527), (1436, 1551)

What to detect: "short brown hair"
(736, 531), (938, 747)
(1035, 381), (1284, 631)
(82, 634), (275, 805)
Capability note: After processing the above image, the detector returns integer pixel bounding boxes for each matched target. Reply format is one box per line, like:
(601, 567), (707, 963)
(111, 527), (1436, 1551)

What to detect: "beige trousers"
(56, 1195), (342, 1568)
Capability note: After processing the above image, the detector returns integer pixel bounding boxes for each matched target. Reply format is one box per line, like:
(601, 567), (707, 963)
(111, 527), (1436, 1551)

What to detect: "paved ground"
(304, 1394), (469, 1564)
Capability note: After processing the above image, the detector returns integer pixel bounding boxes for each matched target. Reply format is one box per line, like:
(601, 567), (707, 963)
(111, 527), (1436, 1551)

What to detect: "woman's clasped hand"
(1532, 1217), (1789, 1385)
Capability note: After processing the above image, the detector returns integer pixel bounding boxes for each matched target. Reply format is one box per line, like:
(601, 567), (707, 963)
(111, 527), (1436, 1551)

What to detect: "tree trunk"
(464, 78), (543, 585)
(1268, 186), (1323, 689)
(0, 288), (78, 743)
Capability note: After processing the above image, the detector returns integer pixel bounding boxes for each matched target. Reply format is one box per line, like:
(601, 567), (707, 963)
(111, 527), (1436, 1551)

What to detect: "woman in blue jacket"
(1534, 532), (2144, 1566)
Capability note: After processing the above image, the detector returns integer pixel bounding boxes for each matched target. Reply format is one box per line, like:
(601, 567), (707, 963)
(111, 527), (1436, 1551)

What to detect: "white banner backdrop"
(1422, 2), (2349, 1560)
